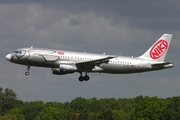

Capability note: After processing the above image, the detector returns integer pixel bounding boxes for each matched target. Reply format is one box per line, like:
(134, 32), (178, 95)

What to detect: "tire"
(84, 75), (90, 81)
(78, 76), (84, 82)
(25, 72), (29, 76)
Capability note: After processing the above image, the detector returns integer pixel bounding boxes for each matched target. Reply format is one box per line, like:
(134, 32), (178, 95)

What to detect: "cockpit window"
(14, 51), (23, 54)
(11, 50), (28, 61)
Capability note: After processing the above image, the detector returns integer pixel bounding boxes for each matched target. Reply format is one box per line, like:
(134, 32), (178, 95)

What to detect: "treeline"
(1, 86), (180, 120)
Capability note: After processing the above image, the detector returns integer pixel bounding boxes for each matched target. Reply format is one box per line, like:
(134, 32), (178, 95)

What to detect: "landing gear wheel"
(79, 76), (84, 82)
(25, 72), (29, 76)
(25, 66), (30, 76)
(78, 72), (90, 82)
(84, 75), (90, 81)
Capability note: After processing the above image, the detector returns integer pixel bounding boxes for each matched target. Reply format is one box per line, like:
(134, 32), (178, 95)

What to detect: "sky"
(1, 1), (180, 103)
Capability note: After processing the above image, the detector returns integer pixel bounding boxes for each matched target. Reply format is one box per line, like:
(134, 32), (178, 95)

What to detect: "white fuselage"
(6, 47), (173, 74)
(5, 34), (174, 81)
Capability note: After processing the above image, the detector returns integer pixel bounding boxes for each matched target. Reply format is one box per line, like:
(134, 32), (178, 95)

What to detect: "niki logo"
(57, 51), (64, 55)
(150, 40), (168, 59)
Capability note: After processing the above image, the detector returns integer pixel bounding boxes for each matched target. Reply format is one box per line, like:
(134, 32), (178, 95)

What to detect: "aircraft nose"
(6, 54), (11, 61)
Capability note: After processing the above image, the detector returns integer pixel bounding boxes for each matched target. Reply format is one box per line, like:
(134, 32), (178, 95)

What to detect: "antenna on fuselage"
(28, 46), (33, 51)
(103, 52), (106, 55)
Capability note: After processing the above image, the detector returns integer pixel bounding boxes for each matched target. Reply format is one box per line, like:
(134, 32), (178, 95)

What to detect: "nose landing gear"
(25, 66), (30, 76)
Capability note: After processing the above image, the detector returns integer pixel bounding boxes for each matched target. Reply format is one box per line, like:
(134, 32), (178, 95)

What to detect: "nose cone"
(6, 54), (11, 61)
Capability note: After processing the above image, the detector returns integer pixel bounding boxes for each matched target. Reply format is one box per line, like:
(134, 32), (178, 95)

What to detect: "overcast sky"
(1, 1), (180, 103)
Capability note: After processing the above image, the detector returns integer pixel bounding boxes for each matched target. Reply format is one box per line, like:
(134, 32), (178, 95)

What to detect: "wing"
(76, 56), (114, 70)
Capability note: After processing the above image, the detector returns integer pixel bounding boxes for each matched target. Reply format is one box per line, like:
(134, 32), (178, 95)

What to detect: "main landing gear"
(25, 66), (30, 76)
(78, 72), (90, 82)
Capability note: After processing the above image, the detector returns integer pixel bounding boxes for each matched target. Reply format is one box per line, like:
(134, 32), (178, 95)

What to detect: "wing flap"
(76, 56), (114, 69)
(77, 56), (114, 65)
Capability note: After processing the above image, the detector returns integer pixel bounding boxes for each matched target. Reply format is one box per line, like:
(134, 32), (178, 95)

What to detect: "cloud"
(0, 1), (180, 102)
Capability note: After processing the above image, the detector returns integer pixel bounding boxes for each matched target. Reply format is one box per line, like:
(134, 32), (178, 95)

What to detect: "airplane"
(6, 34), (173, 82)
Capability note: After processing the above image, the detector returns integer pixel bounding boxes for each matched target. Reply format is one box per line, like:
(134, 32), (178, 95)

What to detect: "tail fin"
(139, 34), (173, 61)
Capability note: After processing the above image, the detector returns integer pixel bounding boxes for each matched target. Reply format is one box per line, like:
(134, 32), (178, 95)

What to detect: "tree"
(22, 101), (44, 120)
(3, 86), (180, 120)
(97, 107), (113, 120)
(35, 106), (69, 120)
(134, 96), (168, 120)
(6, 107), (25, 120)
(0, 87), (20, 115)
(0, 114), (17, 120)
(164, 96), (180, 120)
(70, 97), (88, 112)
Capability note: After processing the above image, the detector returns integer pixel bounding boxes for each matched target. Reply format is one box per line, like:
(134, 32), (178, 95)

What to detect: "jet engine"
(52, 63), (77, 75)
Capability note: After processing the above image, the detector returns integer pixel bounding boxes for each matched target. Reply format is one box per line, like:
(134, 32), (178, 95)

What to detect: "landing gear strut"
(78, 72), (90, 82)
(25, 66), (30, 76)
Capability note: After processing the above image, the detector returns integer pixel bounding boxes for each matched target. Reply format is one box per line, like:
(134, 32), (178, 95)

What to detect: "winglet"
(139, 34), (173, 62)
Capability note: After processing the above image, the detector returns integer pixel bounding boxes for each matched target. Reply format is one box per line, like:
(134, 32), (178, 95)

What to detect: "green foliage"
(97, 107), (113, 120)
(6, 107), (25, 120)
(0, 87), (20, 116)
(35, 106), (69, 120)
(21, 101), (44, 120)
(1, 86), (180, 120)
(134, 96), (168, 120)
(164, 96), (180, 120)
(0, 114), (17, 120)
(70, 97), (88, 112)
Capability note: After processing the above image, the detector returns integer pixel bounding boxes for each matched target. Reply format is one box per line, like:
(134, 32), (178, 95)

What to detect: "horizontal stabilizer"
(151, 62), (173, 69)
(151, 62), (173, 66)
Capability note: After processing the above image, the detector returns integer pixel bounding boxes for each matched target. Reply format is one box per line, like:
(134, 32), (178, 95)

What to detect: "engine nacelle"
(52, 64), (77, 75)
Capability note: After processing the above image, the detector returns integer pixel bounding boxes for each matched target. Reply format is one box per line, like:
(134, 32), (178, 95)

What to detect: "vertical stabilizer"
(139, 34), (173, 61)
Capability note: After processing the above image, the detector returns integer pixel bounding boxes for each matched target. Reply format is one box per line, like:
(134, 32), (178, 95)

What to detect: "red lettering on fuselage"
(57, 51), (64, 55)
(150, 40), (168, 59)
